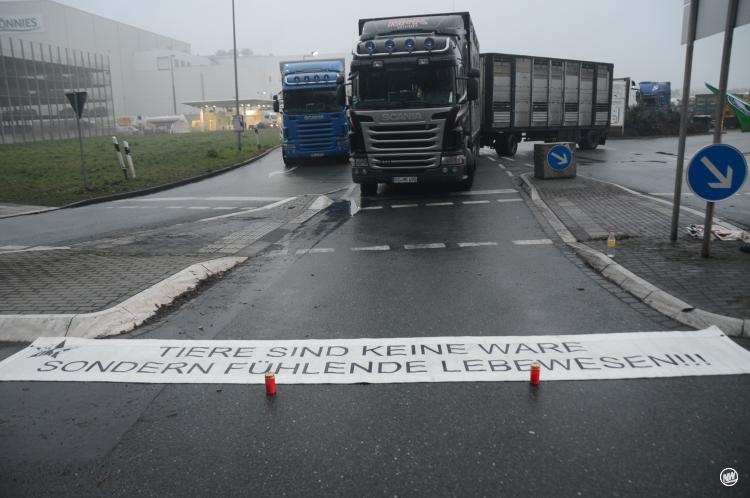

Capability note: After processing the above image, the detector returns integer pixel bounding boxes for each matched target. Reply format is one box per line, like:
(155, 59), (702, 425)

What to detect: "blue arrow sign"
(686, 144), (747, 202)
(547, 144), (573, 171)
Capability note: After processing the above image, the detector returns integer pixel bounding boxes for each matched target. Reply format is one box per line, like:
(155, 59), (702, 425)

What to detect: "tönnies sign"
(0, 15), (45, 33)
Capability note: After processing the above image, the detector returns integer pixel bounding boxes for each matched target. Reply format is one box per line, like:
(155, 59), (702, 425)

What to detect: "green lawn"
(0, 130), (280, 206)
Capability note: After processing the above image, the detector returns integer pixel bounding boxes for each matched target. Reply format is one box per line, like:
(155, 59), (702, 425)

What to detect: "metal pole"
(169, 54), (177, 115)
(670, 0), (698, 242)
(76, 116), (88, 190)
(232, 0), (241, 150)
(701, 0), (738, 258)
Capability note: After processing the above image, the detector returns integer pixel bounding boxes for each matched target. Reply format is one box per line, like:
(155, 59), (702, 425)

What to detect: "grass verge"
(0, 130), (280, 206)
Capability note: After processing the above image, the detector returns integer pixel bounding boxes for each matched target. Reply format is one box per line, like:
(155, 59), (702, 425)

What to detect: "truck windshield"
(354, 65), (455, 109)
(283, 89), (340, 114)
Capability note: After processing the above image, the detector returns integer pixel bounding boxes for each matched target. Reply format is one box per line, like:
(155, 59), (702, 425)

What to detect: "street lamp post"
(231, 0), (241, 150)
(169, 54), (177, 115)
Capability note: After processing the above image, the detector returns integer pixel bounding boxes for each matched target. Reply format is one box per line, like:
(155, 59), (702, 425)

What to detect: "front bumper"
(351, 154), (468, 184)
(283, 141), (349, 159)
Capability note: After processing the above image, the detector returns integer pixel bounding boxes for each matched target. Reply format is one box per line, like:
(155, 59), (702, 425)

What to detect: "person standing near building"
(254, 125), (261, 150)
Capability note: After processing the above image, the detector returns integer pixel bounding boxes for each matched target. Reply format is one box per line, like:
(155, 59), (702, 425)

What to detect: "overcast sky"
(51, 0), (750, 92)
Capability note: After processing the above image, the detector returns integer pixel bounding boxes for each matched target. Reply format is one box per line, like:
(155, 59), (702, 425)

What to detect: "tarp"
(1, 327), (748, 384)
(706, 82), (750, 132)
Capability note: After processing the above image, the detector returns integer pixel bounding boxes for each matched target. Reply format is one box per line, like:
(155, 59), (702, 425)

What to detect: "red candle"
(265, 373), (277, 396)
(530, 362), (541, 385)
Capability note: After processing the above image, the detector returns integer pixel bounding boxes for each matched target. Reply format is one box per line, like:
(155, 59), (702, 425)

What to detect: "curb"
(519, 172), (749, 338)
(0, 256), (246, 342)
(0, 145), (280, 219)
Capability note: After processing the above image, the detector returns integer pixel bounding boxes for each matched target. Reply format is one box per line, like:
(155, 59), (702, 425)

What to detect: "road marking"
(525, 162), (534, 168)
(404, 243), (446, 250)
(166, 206), (184, 209)
(0, 245), (27, 250)
(506, 171), (515, 177)
(269, 167), (298, 177)
(497, 198), (523, 203)
(199, 197), (297, 222)
(119, 206), (139, 209)
(649, 192), (695, 197)
(392, 203), (419, 208)
(451, 188), (517, 196)
(505, 157), (516, 162)
(187, 206), (211, 210)
(212, 207), (235, 210)
(457, 242), (498, 247)
(308, 248), (334, 254)
(426, 202), (454, 207)
(486, 156), (497, 162)
(118, 196), (287, 202)
(360, 206), (384, 210)
(462, 200), (490, 205)
(0, 245), (70, 254)
(513, 239), (553, 245)
(497, 163), (507, 170)
(351, 245), (391, 251)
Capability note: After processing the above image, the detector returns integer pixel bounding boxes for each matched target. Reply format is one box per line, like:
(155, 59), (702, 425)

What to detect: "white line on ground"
(649, 192), (695, 196)
(506, 171), (515, 177)
(505, 157), (516, 162)
(512, 239), (553, 245)
(450, 188), (517, 196)
(119, 206), (139, 209)
(457, 242), (498, 247)
(497, 163), (507, 170)
(425, 202), (454, 206)
(212, 207), (235, 210)
(166, 206), (184, 209)
(392, 203), (419, 208)
(187, 206), (211, 210)
(497, 198), (523, 203)
(360, 206), (384, 210)
(118, 196), (287, 202)
(351, 245), (391, 251)
(462, 200), (490, 205)
(0, 245), (27, 250)
(199, 196), (297, 222)
(296, 248), (334, 254)
(525, 162), (534, 168)
(404, 243), (446, 250)
(0, 245), (71, 254)
(486, 156), (497, 162)
(269, 167), (298, 177)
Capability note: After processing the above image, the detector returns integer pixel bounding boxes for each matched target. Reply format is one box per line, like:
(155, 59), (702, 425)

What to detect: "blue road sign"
(547, 144), (573, 171)
(686, 144), (747, 202)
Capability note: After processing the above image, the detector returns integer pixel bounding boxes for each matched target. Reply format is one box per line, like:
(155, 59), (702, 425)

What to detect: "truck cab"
(274, 59), (349, 166)
(348, 13), (481, 195)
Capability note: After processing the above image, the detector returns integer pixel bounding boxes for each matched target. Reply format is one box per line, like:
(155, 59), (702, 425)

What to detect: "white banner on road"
(1, 327), (749, 384)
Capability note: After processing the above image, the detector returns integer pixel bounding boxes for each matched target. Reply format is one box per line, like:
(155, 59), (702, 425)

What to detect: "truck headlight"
(354, 157), (368, 168)
(441, 154), (465, 166)
(283, 143), (296, 151)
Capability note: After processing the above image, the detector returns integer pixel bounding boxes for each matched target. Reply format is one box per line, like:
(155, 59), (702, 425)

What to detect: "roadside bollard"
(530, 362), (541, 385)
(112, 137), (128, 180)
(265, 373), (277, 396)
(123, 140), (136, 179)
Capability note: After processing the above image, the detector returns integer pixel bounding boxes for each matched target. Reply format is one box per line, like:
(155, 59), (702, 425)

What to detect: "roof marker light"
(424, 37), (435, 50)
(294, 76), (300, 83)
(314, 74), (320, 82)
(323, 74), (329, 81)
(365, 41), (376, 54)
(405, 38), (415, 51)
(385, 39), (395, 52)
(304, 75), (310, 82)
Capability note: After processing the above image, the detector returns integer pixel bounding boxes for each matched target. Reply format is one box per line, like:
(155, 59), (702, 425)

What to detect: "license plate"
(392, 176), (418, 184)
(310, 153), (324, 158)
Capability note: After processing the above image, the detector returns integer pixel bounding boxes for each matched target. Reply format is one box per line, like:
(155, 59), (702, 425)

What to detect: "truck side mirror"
(467, 78), (479, 101)
(272, 94), (279, 113)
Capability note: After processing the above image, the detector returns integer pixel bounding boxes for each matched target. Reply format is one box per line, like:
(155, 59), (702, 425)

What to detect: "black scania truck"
(348, 13), (481, 195)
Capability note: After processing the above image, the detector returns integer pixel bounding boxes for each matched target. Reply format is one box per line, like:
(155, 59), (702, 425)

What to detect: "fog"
(45, 0), (750, 92)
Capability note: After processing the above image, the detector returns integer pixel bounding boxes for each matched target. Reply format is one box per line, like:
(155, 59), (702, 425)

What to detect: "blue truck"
(273, 59), (349, 166)
(638, 81), (671, 112)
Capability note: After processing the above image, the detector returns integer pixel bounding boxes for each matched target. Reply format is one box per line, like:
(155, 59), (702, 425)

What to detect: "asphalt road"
(1, 145), (748, 496)
(0, 149), (352, 248)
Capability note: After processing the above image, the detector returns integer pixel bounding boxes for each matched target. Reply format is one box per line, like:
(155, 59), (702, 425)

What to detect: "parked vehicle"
(273, 59), (349, 166)
(638, 81), (671, 112)
(479, 53), (613, 155)
(348, 12), (481, 194)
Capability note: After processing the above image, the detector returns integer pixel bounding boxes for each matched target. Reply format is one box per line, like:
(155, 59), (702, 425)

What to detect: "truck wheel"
(361, 182), (378, 196)
(578, 131), (598, 150)
(494, 142), (506, 157)
(458, 147), (476, 191)
(505, 134), (518, 156)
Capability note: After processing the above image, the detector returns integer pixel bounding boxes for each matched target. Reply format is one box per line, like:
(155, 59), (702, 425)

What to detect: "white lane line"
(462, 200), (490, 205)
(119, 206), (139, 209)
(199, 196), (297, 222)
(296, 248), (335, 254)
(212, 206), (235, 210)
(0, 245), (27, 250)
(166, 206), (184, 209)
(486, 156), (497, 162)
(119, 196), (287, 202)
(392, 203), (419, 208)
(0, 245), (71, 254)
(426, 202), (454, 207)
(404, 243), (446, 250)
(104, 206), (115, 209)
(506, 171), (515, 177)
(187, 206), (212, 210)
(513, 239), (553, 245)
(351, 245), (391, 251)
(505, 157), (516, 162)
(268, 249), (289, 256)
(649, 192), (695, 196)
(457, 242), (498, 248)
(269, 167), (298, 177)
(360, 206), (384, 211)
(497, 163), (507, 170)
(497, 198), (523, 203)
(525, 162), (534, 168)
(451, 189), (517, 196)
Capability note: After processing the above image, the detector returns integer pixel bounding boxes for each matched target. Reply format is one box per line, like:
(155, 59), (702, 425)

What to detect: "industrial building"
(0, 0), (348, 143)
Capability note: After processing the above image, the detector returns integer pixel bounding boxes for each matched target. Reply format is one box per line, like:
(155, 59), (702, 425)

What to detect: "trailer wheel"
(361, 182), (378, 196)
(494, 141), (506, 157)
(578, 130), (599, 150)
(505, 134), (519, 156)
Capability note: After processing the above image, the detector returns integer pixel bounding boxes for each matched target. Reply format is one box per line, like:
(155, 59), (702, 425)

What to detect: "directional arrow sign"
(686, 143), (747, 202)
(547, 144), (573, 171)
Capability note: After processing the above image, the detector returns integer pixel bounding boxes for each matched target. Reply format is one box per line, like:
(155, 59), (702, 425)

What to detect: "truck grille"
(297, 120), (335, 151)
(362, 119), (446, 169)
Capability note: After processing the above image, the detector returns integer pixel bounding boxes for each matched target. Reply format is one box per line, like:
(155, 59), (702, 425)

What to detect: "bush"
(206, 148), (219, 158)
(623, 105), (704, 137)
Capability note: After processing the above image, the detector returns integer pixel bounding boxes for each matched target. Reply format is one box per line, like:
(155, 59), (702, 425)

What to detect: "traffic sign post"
(547, 145), (573, 172)
(65, 91), (89, 191)
(686, 143), (748, 257)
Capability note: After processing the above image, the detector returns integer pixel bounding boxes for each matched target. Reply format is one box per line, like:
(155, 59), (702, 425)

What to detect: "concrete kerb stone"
(0, 256), (246, 342)
(0, 145), (281, 219)
(519, 172), (748, 338)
